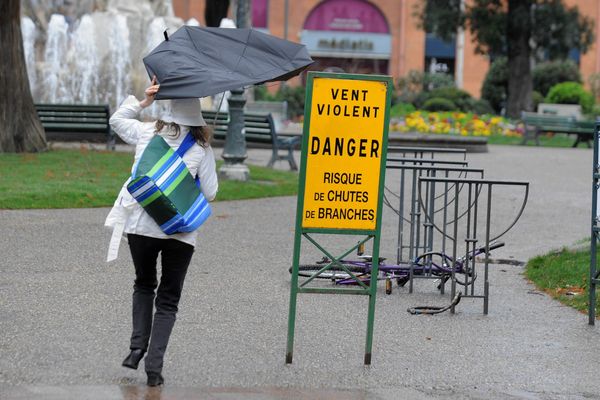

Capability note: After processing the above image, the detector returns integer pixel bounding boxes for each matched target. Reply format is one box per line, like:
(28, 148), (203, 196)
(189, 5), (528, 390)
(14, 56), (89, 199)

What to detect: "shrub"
(532, 60), (581, 97)
(588, 73), (600, 101)
(471, 99), (495, 115)
(390, 102), (416, 117)
(545, 82), (595, 113)
(396, 70), (454, 104)
(589, 104), (600, 118)
(420, 86), (474, 112)
(253, 85), (268, 100)
(531, 91), (545, 111)
(481, 57), (507, 114)
(278, 86), (306, 119)
(254, 84), (306, 119)
(422, 72), (456, 91)
(412, 91), (432, 109)
(422, 97), (458, 111)
(481, 59), (582, 114)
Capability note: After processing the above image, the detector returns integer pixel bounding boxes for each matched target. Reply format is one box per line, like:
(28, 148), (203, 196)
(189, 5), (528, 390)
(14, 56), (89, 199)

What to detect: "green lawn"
(0, 149), (298, 209)
(525, 246), (599, 317)
(488, 133), (585, 148)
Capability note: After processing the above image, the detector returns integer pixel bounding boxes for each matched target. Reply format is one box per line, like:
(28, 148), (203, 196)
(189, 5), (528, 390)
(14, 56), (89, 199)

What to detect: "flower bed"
(390, 111), (522, 137)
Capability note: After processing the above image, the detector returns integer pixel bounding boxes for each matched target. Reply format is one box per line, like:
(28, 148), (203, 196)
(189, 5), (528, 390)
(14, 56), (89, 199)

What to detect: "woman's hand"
(139, 76), (159, 108)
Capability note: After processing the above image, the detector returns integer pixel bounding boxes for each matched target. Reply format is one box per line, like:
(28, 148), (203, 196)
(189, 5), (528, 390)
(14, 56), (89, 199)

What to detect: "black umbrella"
(143, 26), (314, 100)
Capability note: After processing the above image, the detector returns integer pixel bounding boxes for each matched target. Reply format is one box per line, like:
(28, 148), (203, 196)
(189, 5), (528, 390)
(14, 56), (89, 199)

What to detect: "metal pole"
(285, 223), (302, 363)
(365, 235), (380, 365)
(483, 184), (492, 315)
(591, 229), (598, 325)
(284, 0), (289, 40)
(470, 183), (480, 296)
(219, 0), (250, 181)
(397, 169), (405, 264)
(465, 183), (473, 297)
(590, 125), (599, 325)
(451, 182), (459, 313)
(441, 174), (449, 294)
(409, 170), (418, 293)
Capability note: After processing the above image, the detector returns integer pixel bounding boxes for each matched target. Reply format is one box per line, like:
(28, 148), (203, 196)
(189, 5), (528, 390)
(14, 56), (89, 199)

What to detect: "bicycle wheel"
(291, 264), (368, 280)
(413, 252), (454, 276)
(454, 262), (477, 286)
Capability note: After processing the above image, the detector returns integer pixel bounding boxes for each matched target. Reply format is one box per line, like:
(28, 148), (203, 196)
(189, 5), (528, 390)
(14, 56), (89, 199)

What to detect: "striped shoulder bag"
(127, 132), (211, 234)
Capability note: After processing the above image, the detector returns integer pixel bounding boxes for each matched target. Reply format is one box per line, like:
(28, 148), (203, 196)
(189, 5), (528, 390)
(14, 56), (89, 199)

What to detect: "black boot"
(147, 371), (164, 387)
(121, 349), (146, 370)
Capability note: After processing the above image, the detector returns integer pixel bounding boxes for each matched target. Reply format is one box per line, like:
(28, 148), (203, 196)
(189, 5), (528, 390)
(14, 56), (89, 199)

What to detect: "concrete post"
(219, 88), (249, 180)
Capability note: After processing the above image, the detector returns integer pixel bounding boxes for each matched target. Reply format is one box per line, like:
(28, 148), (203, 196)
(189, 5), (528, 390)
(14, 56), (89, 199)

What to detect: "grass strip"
(488, 133), (586, 148)
(0, 149), (298, 209)
(525, 246), (599, 317)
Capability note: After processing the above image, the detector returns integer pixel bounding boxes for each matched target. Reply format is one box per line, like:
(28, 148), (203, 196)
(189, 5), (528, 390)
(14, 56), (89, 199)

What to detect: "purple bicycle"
(293, 242), (505, 295)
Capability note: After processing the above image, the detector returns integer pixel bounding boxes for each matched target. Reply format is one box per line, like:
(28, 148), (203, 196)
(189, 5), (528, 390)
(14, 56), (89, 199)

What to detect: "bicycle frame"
(316, 242), (504, 289)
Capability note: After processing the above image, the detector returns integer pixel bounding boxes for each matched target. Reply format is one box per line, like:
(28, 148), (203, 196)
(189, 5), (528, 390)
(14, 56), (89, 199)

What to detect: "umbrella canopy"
(143, 26), (314, 100)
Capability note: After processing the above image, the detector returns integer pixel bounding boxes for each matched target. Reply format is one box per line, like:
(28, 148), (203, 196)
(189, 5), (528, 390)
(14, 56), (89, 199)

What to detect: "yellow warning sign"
(302, 77), (388, 230)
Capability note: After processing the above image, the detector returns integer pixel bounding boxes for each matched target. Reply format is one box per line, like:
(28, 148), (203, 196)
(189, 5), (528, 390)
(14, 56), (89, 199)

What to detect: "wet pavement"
(0, 144), (598, 400)
(1, 386), (426, 400)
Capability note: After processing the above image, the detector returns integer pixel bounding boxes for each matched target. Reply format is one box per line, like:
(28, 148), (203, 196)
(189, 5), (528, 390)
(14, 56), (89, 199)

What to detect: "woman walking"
(105, 78), (218, 386)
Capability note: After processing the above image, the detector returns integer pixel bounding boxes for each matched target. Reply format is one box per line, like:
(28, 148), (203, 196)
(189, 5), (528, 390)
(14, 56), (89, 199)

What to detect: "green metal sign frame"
(286, 72), (392, 365)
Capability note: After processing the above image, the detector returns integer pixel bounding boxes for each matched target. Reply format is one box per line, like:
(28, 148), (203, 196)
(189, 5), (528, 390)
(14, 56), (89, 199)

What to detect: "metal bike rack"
(417, 177), (529, 314)
(589, 122), (600, 325)
(385, 164), (485, 294)
(385, 153), (469, 262)
(388, 146), (467, 161)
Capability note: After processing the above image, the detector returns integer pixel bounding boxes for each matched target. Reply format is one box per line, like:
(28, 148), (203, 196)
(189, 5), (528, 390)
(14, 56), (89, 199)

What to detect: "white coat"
(104, 96), (219, 261)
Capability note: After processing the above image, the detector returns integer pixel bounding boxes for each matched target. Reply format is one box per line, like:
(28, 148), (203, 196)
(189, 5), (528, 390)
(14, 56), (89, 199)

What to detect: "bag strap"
(176, 131), (196, 157)
(176, 131), (203, 188)
(131, 131), (196, 179)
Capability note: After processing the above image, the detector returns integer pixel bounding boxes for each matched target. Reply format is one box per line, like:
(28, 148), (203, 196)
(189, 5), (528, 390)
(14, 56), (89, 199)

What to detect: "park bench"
(35, 104), (115, 150)
(537, 103), (582, 119)
(520, 111), (594, 147)
(202, 110), (301, 170)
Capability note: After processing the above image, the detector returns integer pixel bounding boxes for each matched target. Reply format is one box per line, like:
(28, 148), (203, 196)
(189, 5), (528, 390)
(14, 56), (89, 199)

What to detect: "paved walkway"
(0, 144), (598, 400)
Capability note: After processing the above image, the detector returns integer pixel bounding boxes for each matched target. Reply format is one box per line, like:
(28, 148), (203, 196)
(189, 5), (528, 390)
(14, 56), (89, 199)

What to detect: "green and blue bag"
(127, 132), (211, 234)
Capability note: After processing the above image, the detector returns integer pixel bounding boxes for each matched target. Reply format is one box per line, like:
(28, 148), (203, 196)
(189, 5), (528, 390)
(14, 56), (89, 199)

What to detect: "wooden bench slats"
(35, 103), (115, 150)
(39, 117), (109, 124)
(40, 124), (109, 132)
(245, 135), (273, 143)
(244, 126), (271, 132)
(38, 112), (108, 118)
(35, 105), (109, 112)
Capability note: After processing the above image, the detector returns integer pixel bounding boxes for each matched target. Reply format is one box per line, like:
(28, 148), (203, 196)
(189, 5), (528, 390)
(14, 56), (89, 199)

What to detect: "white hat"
(163, 98), (206, 126)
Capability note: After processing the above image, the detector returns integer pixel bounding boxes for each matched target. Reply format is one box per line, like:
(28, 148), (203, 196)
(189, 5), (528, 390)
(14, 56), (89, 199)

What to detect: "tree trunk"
(0, 0), (47, 153)
(506, 0), (533, 119)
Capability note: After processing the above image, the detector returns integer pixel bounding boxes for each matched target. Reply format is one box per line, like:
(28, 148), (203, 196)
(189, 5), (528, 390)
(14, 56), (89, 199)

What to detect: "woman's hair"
(154, 120), (212, 147)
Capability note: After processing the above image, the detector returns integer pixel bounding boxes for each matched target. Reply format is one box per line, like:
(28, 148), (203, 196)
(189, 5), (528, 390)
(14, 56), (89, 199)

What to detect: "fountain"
(21, 17), (37, 92)
(21, 0), (185, 113)
(71, 15), (99, 104)
(43, 14), (69, 103)
(108, 14), (131, 108)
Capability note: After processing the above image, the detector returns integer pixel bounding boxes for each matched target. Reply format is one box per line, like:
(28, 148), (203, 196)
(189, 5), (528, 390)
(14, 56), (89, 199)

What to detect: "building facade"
(173, 0), (600, 99)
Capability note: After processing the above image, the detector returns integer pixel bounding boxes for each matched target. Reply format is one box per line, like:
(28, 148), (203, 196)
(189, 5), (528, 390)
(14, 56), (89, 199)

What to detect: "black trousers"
(127, 234), (194, 374)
